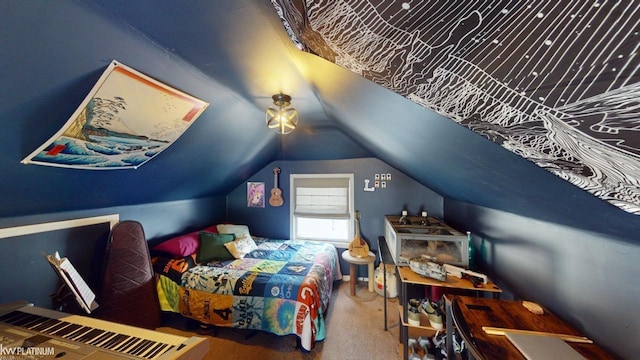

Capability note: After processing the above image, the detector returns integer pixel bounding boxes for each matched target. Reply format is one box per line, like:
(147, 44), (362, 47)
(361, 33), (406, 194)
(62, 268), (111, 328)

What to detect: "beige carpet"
(157, 280), (402, 360)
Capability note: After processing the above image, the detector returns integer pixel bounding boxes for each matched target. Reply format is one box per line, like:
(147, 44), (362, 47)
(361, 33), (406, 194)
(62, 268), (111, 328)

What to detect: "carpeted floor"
(156, 280), (402, 360)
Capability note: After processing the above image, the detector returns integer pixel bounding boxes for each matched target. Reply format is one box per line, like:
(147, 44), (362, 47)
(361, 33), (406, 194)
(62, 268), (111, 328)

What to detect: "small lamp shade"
(266, 93), (298, 134)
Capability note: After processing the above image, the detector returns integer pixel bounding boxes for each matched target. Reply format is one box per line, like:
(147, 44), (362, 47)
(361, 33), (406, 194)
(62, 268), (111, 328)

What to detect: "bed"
(150, 224), (342, 351)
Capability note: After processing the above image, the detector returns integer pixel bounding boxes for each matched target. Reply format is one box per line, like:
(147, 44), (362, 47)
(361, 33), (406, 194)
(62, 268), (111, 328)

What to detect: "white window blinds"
(293, 176), (351, 218)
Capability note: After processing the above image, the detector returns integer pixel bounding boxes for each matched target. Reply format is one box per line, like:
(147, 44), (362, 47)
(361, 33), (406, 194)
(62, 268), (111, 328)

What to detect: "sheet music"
(58, 257), (97, 310)
(45, 251), (98, 314)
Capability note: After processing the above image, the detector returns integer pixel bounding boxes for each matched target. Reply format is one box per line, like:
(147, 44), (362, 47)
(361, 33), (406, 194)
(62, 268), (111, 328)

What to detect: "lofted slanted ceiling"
(1, 1), (638, 233)
(274, 0), (640, 215)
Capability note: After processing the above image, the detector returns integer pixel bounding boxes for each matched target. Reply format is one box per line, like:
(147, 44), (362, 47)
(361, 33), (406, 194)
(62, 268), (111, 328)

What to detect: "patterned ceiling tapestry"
(271, 0), (640, 215)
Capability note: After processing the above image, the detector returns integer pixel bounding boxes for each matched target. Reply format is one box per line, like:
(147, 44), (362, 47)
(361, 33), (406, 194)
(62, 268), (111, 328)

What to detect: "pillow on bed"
(196, 232), (235, 263)
(216, 224), (254, 242)
(217, 224), (258, 258)
(153, 225), (218, 257)
(224, 235), (258, 259)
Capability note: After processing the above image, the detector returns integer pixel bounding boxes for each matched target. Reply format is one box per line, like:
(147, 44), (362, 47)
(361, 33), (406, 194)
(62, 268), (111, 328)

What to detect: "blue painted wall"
(445, 200), (639, 358)
(0, 196), (226, 308)
(227, 157), (445, 276)
(1, 158), (639, 357)
(225, 157), (640, 358)
(0, 1), (637, 356)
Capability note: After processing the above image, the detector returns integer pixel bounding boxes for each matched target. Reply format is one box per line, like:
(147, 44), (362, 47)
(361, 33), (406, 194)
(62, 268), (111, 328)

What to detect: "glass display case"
(384, 215), (468, 267)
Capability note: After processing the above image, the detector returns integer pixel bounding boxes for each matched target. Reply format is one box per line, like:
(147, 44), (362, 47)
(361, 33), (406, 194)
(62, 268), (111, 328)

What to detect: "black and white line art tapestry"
(272, 0), (640, 215)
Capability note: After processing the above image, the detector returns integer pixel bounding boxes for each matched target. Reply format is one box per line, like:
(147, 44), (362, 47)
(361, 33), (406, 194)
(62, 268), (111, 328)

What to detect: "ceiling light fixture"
(266, 93), (298, 135)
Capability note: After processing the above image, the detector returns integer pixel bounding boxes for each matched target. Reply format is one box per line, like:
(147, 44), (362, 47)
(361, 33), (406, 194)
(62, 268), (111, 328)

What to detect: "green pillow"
(196, 232), (235, 263)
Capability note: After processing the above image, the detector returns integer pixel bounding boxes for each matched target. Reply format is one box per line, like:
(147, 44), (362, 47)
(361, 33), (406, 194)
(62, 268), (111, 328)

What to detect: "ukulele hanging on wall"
(269, 167), (284, 207)
(348, 210), (369, 258)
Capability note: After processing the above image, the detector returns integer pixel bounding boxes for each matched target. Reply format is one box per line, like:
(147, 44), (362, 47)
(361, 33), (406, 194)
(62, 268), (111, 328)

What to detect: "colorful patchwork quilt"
(153, 239), (342, 351)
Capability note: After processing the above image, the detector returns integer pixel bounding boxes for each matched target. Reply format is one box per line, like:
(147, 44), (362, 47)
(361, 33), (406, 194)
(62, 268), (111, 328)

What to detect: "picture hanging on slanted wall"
(21, 60), (209, 169)
(247, 182), (265, 208)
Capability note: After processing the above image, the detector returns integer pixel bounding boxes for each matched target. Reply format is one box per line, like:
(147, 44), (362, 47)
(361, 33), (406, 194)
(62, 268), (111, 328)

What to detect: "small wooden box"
(384, 215), (468, 267)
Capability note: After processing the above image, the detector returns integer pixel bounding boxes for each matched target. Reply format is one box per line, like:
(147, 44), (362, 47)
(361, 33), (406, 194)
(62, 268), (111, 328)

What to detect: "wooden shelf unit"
(398, 266), (502, 293)
(398, 266), (502, 360)
(397, 303), (439, 333)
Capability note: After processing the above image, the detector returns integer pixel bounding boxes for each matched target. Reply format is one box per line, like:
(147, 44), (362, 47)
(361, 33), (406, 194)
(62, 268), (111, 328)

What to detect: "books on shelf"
(44, 251), (99, 314)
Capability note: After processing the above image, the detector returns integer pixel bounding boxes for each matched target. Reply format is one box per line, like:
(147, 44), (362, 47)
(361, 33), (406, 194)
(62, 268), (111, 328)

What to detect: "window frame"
(289, 173), (354, 248)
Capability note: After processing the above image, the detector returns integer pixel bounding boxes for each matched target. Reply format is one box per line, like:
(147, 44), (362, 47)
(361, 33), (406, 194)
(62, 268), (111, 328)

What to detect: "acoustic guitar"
(348, 210), (369, 258)
(269, 167), (284, 207)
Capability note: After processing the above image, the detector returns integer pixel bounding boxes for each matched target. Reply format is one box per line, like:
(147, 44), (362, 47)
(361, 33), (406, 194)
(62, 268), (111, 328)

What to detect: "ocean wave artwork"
(22, 60), (208, 170)
(31, 135), (166, 168)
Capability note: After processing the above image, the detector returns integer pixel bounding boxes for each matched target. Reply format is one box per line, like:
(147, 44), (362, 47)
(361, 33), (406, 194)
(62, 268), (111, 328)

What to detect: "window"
(290, 173), (354, 247)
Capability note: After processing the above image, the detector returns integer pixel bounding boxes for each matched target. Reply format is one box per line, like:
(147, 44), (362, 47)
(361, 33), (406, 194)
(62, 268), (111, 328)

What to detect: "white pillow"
(216, 224), (253, 242)
(217, 224), (257, 258)
(224, 235), (257, 258)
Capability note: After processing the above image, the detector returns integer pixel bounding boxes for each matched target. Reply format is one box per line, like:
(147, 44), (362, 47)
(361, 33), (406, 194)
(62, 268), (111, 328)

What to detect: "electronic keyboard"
(0, 303), (208, 359)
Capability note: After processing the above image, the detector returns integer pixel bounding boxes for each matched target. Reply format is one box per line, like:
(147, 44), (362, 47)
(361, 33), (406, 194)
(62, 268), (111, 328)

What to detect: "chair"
(95, 220), (161, 330)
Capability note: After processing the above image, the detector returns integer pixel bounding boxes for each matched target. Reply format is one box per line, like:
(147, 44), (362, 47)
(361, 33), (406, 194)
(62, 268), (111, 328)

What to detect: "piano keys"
(0, 303), (208, 359)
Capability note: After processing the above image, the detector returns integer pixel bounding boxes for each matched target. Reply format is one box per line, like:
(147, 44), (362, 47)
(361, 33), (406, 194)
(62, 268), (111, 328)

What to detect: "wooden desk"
(449, 296), (615, 359)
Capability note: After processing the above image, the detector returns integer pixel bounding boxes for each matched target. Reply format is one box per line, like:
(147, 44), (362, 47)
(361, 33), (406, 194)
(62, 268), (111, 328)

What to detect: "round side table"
(341, 250), (376, 296)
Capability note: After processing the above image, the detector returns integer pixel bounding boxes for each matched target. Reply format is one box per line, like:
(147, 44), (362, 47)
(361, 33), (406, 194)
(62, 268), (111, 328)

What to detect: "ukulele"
(269, 167), (284, 207)
(348, 210), (369, 258)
